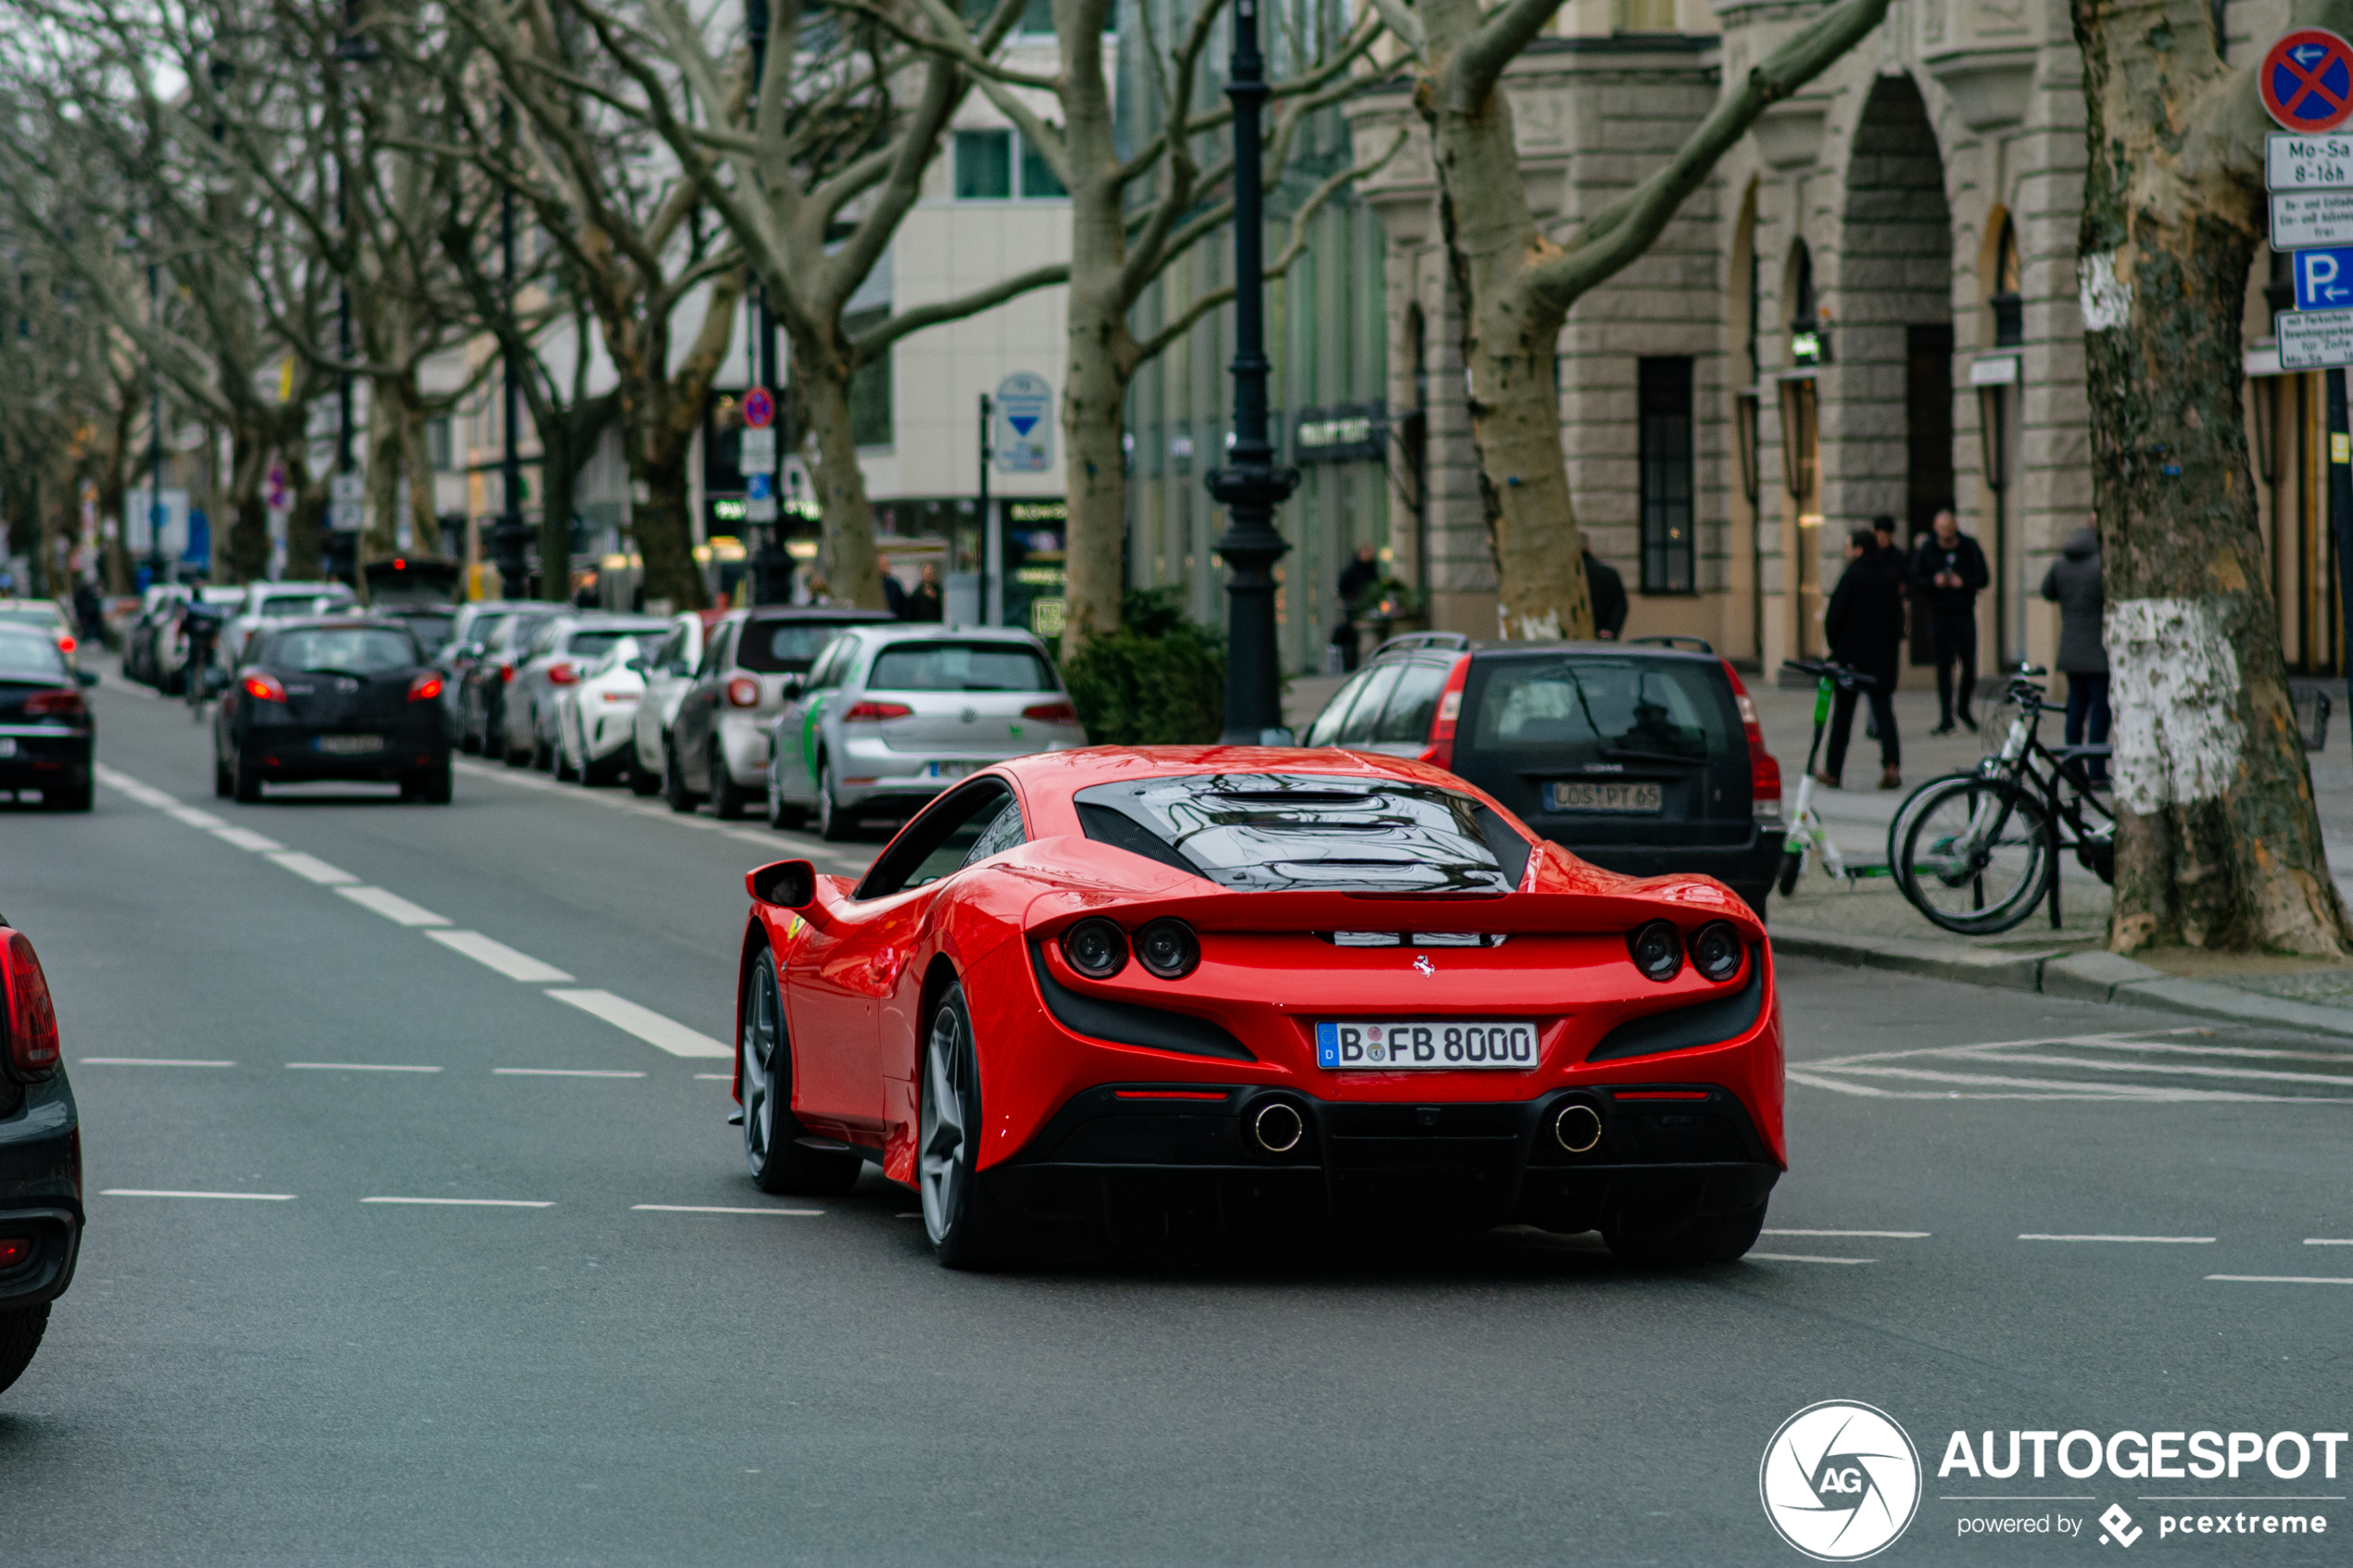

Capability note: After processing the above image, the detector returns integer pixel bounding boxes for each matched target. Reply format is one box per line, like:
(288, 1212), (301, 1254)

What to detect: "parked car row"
(122, 581), (354, 695)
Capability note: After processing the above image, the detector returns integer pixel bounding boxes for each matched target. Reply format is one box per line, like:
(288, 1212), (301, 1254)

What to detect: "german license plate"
(1548, 781), (1662, 812)
(317, 734), (383, 755)
(1315, 1020), (1539, 1071)
(925, 760), (978, 780)
(0, 738), (15, 758)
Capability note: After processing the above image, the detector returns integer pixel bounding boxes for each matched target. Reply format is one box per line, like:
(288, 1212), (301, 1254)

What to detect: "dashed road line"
(81, 1057), (235, 1068)
(1748, 1252), (1874, 1264)
(267, 850), (359, 885)
(2208, 1275), (2353, 1286)
(286, 1062), (443, 1073)
(211, 826), (284, 852)
(1764, 1229), (1930, 1238)
(336, 885), (451, 927)
(495, 1067), (647, 1078)
(2020, 1234), (2214, 1244)
(361, 1197), (552, 1208)
(165, 805), (228, 829)
(2305, 1238), (2353, 1246)
(424, 928), (574, 983)
(102, 1189), (296, 1201)
(449, 757), (874, 872)
(630, 1204), (823, 1215)
(547, 988), (730, 1058)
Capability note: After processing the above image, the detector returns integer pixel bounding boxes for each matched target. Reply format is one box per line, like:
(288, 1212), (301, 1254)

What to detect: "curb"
(1770, 924), (2353, 1039)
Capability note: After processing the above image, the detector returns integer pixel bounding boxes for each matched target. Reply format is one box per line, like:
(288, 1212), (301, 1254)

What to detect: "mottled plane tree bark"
(2070, 0), (2352, 954)
(1373, 0), (1889, 637)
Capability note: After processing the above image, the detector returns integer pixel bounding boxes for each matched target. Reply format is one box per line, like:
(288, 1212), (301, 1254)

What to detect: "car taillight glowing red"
(842, 701), (912, 722)
(242, 671), (288, 703)
(1720, 658), (1780, 820)
(0, 1237), (30, 1270)
(0, 927), (62, 1075)
(408, 671), (445, 702)
(500, 661), (517, 684)
(1022, 700), (1077, 723)
(547, 662), (580, 686)
(726, 676), (761, 708)
(24, 688), (85, 719)
(57, 634), (76, 655)
(1416, 655), (1473, 771)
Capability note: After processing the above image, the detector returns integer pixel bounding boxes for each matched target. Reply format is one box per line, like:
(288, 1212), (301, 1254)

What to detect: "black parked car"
(214, 618), (452, 803)
(0, 914), (81, 1397)
(458, 605), (563, 759)
(0, 623), (94, 812)
(1302, 632), (1785, 913)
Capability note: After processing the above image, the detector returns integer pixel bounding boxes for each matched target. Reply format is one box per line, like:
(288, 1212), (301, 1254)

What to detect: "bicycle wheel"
(1896, 777), (2051, 935)
(1884, 770), (1982, 872)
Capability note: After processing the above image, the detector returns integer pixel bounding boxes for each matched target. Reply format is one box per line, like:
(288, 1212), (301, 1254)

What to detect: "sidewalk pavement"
(1282, 662), (2353, 1036)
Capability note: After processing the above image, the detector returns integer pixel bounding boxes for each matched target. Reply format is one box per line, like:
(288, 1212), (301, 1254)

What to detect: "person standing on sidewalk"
(2040, 523), (2110, 786)
(1583, 547), (1628, 639)
(1912, 508), (1989, 734)
(1817, 528), (1906, 789)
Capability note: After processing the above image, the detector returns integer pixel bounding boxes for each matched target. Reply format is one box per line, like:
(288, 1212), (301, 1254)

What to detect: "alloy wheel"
(741, 960), (783, 1174)
(918, 1001), (968, 1245)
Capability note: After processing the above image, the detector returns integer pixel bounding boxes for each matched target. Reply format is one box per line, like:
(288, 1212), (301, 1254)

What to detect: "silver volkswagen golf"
(763, 624), (1088, 838)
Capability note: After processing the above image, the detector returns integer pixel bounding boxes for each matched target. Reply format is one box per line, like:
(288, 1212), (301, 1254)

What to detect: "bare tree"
(1377, 0), (1889, 638)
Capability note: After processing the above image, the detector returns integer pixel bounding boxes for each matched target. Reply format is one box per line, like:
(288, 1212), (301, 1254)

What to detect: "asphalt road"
(2, 669), (2348, 1567)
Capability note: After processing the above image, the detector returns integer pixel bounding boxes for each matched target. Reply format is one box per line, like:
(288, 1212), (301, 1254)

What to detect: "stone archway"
(1822, 74), (1953, 677)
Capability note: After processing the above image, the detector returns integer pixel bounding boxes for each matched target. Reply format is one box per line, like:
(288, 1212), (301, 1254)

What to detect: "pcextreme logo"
(1761, 1400), (1924, 1562)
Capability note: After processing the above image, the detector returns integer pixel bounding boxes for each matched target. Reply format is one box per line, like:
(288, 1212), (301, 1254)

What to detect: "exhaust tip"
(1553, 1102), (1604, 1155)
(1248, 1100), (1305, 1155)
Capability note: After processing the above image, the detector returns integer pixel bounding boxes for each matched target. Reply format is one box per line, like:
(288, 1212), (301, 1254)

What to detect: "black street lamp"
(491, 102), (531, 600)
(1204, 0), (1298, 744)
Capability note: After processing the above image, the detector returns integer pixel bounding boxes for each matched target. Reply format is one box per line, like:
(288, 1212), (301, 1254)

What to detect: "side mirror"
(77, 669), (99, 688)
(747, 859), (817, 909)
(779, 674), (806, 700)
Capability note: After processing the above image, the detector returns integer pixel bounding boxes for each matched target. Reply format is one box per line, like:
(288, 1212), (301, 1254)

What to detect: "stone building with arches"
(1351, 0), (2333, 685)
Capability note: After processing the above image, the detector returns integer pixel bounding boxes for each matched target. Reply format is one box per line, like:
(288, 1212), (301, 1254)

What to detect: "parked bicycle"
(1894, 665), (2114, 935)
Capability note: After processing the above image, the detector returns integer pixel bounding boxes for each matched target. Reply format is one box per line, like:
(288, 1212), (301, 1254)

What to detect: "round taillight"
(1689, 921), (1743, 983)
(1134, 918), (1200, 980)
(726, 676), (761, 708)
(1062, 918), (1127, 980)
(1627, 920), (1683, 983)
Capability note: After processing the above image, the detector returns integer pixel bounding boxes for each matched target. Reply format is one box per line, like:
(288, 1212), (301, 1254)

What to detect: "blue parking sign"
(2295, 245), (2353, 308)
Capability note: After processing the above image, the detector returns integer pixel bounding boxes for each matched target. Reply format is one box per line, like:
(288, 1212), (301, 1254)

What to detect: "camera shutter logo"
(1759, 1400), (1922, 1561)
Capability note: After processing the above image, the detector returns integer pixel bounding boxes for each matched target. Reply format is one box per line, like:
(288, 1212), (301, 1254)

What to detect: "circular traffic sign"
(741, 386), (774, 430)
(2264, 29), (2353, 132)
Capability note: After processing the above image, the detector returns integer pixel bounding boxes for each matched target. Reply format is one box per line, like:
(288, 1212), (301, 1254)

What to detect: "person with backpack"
(1818, 527), (1907, 789)
(2040, 523), (2110, 787)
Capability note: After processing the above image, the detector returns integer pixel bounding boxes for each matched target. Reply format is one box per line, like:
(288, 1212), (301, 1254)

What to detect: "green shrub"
(1063, 588), (1225, 745)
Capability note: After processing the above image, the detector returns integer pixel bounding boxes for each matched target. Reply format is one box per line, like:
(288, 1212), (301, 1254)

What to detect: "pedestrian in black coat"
(2040, 524), (2109, 785)
(1583, 548), (1628, 639)
(1912, 508), (1990, 733)
(1819, 528), (1906, 789)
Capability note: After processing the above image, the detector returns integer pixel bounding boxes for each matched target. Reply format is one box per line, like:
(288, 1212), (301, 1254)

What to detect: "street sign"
(2277, 307), (2353, 369)
(2272, 188), (2353, 247)
(2263, 30), (2353, 133)
(741, 386), (775, 430)
(738, 427), (776, 472)
(2266, 132), (2353, 190)
(2295, 245), (2353, 308)
(264, 462), (290, 511)
(744, 470), (777, 522)
(329, 471), (365, 533)
(992, 371), (1051, 473)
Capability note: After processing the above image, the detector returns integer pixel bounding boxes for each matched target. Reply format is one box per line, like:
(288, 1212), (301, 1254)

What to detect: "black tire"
(766, 767), (807, 831)
(739, 951), (862, 1196)
(459, 721), (482, 755)
(920, 982), (1020, 1269)
(46, 776), (94, 813)
(480, 706), (505, 761)
(1896, 777), (2051, 935)
(1776, 849), (1802, 898)
(215, 751), (233, 798)
(0, 1303), (49, 1395)
(1604, 1198), (1768, 1266)
(553, 733), (577, 782)
(233, 750), (263, 805)
(421, 759), (453, 805)
(816, 758), (855, 841)
(710, 743), (750, 819)
(663, 739), (698, 813)
(626, 747), (662, 794)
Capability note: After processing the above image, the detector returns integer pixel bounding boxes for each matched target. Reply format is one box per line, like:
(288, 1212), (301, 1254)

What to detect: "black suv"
(1303, 633), (1785, 912)
(0, 914), (80, 1397)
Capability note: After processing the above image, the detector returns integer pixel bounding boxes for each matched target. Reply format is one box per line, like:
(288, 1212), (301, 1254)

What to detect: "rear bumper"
(717, 713), (775, 784)
(1540, 825), (1787, 909)
(0, 1075), (81, 1310)
(989, 1082), (1778, 1241)
(0, 729), (92, 789)
(240, 722), (448, 780)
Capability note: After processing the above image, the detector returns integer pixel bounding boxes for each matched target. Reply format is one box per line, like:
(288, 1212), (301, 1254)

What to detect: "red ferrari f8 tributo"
(734, 746), (1783, 1267)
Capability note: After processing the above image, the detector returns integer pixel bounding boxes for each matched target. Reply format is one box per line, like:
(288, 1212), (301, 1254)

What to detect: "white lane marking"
(425, 929), (574, 983)
(1800, 1063), (2311, 1103)
(81, 1057), (236, 1068)
(494, 1068), (647, 1078)
(2019, 1234), (2215, 1243)
(1747, 1252), (1875, 1264)
(210, 826), (284, 852)
(336, 884), (452, 927)
(361, 1197), (552, 1208)
(546, 988), (730, 1058)
(101, 1189), (296, 1200)
(286, 1062), (443, 1073)
(2307, 1238), (2353, 1246)
(630, 1204), (823, 1215)
(267, 850), (359, 885)
(2207, 1274), (2353, 1285)
(450, 756), (874, 871)
(165, 805), (228, 829)
(94, 763), (177, 808)
(694, 1073), (733, 1081)
(1764, 1229), (1930, 1238)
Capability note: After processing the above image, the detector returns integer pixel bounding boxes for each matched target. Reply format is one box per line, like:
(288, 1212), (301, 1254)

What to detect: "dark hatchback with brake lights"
(0, 625), (94, 812)
(1305, 633), (1784, 913)
(214, 619), (453, 803)
(0, 914), (81, 1398)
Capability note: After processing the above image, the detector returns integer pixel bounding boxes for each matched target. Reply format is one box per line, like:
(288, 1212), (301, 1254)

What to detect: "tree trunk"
(362, 374), (409, 576)
(226, 420), (272, 584)
(540, 423), (580, 607)
(790, 332), (885, 611)
(634, 440), (702, 611)
(1057, 152), (1136, 656)
(286, 450), (327, 583)
(1418, 19), (1591, 640)
(2073, 0), (2351, 956)
(400, 403), (442, 558)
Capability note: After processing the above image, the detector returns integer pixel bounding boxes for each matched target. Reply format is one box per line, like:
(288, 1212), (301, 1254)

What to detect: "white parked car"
(554, 636), (650, 786)
(501, 614), (673, 769)
(220, 581), (355, 668)
(627, 609), (730, 797)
